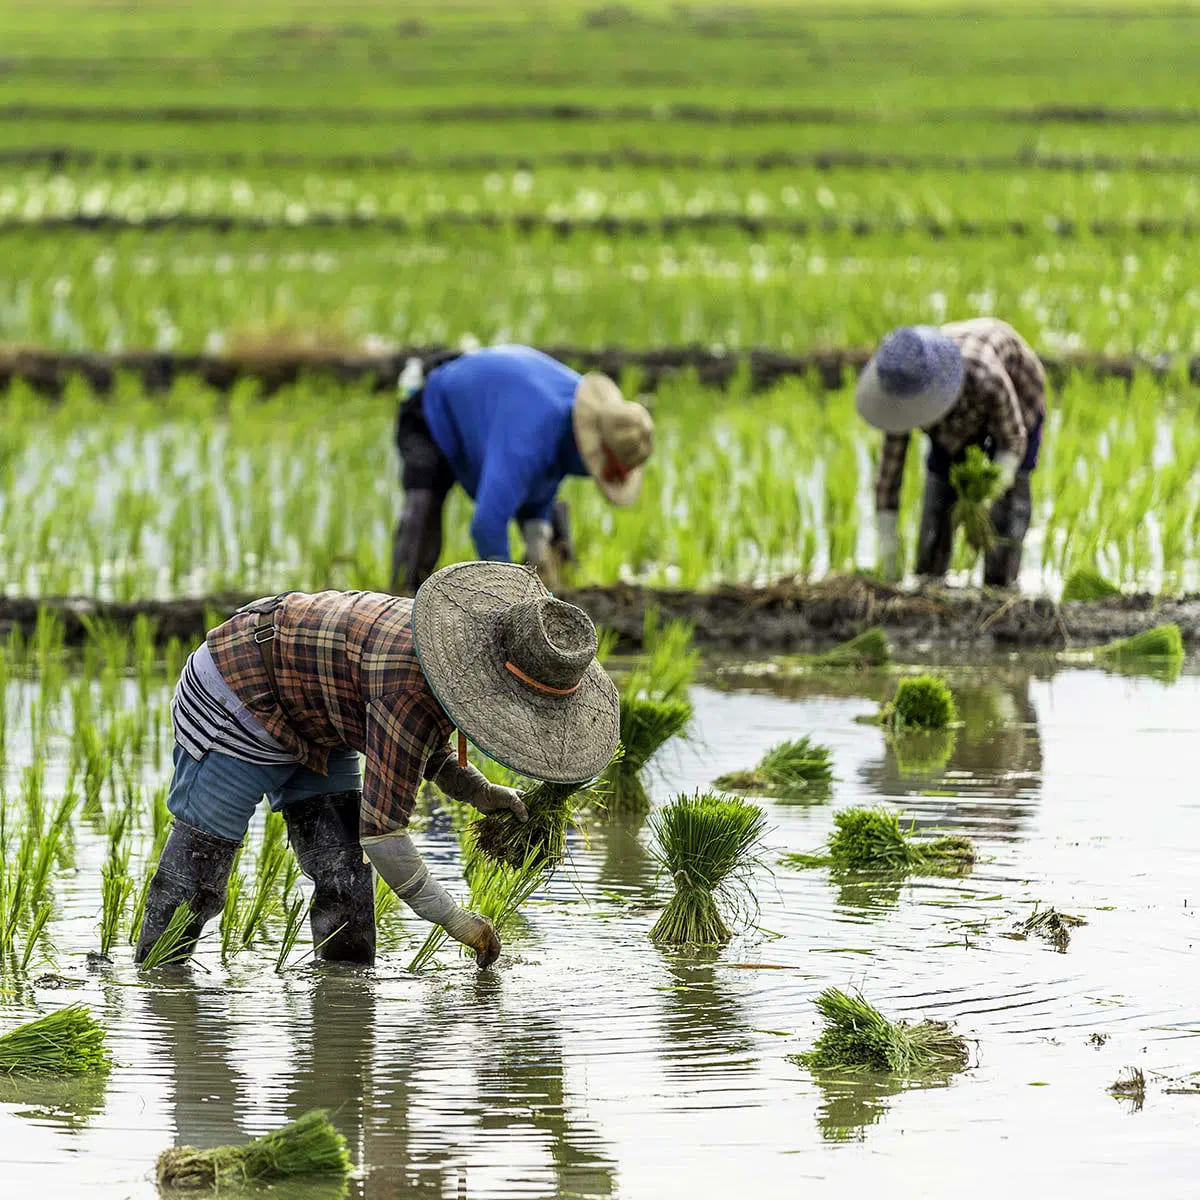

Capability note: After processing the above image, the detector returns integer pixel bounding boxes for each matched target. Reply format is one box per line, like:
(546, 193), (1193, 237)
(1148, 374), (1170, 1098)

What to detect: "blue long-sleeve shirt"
(422, 346), (590, 561)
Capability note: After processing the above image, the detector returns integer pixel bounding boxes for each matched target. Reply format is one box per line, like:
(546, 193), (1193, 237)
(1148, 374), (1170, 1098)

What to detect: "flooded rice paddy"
(3, 656), (1199, 1198)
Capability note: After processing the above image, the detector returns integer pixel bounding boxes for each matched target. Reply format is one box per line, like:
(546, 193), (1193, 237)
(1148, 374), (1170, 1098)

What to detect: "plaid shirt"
(874, 319), (1047, 511)
(208, 592), (456, 839)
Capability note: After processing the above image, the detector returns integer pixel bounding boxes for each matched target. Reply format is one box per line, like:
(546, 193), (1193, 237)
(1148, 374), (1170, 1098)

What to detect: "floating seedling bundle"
(791, 988), (970, 1075)
(1015, 905), (1087, 951)
(880, 674), (957, 732)
(0, 1005), (110, 1077)
(950, 445), (1003, 555)
(810, 627), (890, 669)
(156, 1108), (351, 1191)
(1062, 568), (1121, 603)
(713, 736), (834, 800)
(649, 791), (767, 946)
(1094, 623), (1184, 665)
(784, 807), (974, 875)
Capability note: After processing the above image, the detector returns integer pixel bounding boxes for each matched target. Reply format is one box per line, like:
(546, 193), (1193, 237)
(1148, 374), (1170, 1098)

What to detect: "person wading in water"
(135, 561), (619, 968)
(390, 345), (654, 594)
(856, 318), (1047, 588)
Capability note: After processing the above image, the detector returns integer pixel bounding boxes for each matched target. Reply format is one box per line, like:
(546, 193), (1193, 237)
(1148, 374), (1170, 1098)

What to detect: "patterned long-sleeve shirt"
(874, 318), (1047, 512)
(208, 591), (455, 839)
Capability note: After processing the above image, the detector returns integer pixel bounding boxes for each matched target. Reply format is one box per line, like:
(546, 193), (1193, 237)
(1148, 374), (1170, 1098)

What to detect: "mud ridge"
(0, 344), (1192, 400)
(8, 146), (1200, 175)
(3, 580), (1197, 654)
(7, 211), (1200, 240)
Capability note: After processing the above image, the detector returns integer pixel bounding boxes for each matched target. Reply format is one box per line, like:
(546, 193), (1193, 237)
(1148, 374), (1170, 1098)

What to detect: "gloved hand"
(447, 910), (501, 968)
(521, 519), (554, 567)
(992, 450), (1020, 497)
(434, 759), (529, 821)
(876, 509), (902, 582)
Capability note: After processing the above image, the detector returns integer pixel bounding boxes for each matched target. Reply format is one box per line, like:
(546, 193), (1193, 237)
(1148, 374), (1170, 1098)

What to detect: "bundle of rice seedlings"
(1016, 905), (1087, 951)
(810, 627), (891, 669)
(713, 736), (834, 800)
(880, 674), (957, 731)
(0, 1005), (111, 1076)
(472, 778), (596, 870)
(626, 610), (700, 704)
(792, 988), (970, 1075)
(1094, 623), (1184, 665)
(783, 808), (975, 875)
(156, 1108), (350, 1190)
(648, 792), (767, 946)
(950, 445), (1003, 554)
(1062, 568), (1121, 603)
(604, 695), (693, 813)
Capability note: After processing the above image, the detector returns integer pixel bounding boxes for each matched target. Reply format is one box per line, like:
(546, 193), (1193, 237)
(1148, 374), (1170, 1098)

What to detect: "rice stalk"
(274, 895), (308, 974)
(791, 988), (970, 1075)
(648, 792), (767, 946)
(18, 903), (52, 973)
(156, 1108), (351, 1190)
(139, 902), (195, 970)
(713, 736), (834, 800)
(624, 610), (700, 704)
(782, 808), (975, 876)
(0, 1005), (111, 1077)
(603, 696), (692, 814)
(810, 627), (891, 669)
(1062, 568), (1121, 603)
(950, 445), (1003, 555)
(1016, 905), (1087, 951)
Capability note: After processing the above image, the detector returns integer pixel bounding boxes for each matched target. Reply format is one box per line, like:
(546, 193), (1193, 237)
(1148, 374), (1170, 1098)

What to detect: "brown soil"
(1, 344), (1192, 399)
(5, 578), (1198, 653)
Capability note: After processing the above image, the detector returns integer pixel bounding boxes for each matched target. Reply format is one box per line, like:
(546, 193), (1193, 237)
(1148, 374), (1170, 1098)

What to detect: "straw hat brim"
(572, 374), (645, 507)
(854, 357), (961, 434)
(411, 561), (620, 784)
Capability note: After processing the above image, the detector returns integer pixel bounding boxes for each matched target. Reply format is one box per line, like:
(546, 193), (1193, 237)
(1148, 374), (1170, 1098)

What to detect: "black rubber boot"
(984, 470), (1033, 588)
(134, 820), (241, 965)
(283, 790), (376, 966)
(550, 498), (577, 566)
(390, 488), (442, 596)
(915, 472), (955, 580)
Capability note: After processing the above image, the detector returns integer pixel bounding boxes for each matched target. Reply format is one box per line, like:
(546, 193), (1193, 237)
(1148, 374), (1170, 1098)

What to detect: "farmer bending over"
(135, 562), (619, 968)
(390, 345), (654, 594)
(856, 319), (1046, 588)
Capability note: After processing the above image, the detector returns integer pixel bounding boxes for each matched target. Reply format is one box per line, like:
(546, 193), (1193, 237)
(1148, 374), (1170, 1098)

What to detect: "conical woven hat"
(572, 372), (654, 506)
(411, 562), (619, 783)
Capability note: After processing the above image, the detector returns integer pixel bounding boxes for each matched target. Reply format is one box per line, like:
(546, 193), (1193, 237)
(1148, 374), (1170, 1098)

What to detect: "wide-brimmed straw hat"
(572, 372), (654, 507)
(855, 325), (965, 434)
(411, 561), (620, 784)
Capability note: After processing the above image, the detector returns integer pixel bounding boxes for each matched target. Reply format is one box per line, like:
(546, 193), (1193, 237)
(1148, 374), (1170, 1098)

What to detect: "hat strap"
(505, 660), (583, 696)
(600, 441), (631, 484)
(457, 730), (467, 768)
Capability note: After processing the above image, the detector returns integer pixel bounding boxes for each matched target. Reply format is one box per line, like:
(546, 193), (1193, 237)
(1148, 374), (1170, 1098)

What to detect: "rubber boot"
(984, 471), (1032, 589)
(390, 488), (442, 596)
(914, 473), (955, 580)
(283, 790), (376, 966)
(134, 820), (241, 965)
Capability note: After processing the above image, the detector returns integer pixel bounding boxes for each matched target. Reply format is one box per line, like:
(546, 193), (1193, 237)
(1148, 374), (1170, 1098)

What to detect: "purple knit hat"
(855, 326), (965, 433)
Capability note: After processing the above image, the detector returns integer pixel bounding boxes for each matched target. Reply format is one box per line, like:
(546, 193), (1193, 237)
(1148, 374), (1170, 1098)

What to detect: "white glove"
(876, 510), (901, 582)
(993, 451), (1020, 496)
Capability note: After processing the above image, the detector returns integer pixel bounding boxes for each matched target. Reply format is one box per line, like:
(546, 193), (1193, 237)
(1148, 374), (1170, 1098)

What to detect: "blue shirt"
(422, 346), (589, 561)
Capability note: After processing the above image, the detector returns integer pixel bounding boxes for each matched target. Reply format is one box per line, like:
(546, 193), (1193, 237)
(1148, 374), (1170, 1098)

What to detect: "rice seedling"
(138, 902), (196, 969)
(274, 895), (309, 973)
(1108, 1067), (1146, 1110)
(713, 736), (834, 800)
(219, 854), (246, 960)
(624, 611), (701, 704)
(604, 696), (693, 813)
(1062, 568), (1121, 603)
(809, 627), (890, 669)
(790, 988), (970, 1075)
(1094, 623), (1184, 666)
(1015, 905), (1087, 951)
(408, 850), (546, 972)
(879, 674), (957, 732)
(0, 1005), (111, 1077)
(99, 823), (135, 957)
(648, 791), (767, 947)
(950, 447), (1003, 556)
(156, 1108), (351, 1190)
(783, 808), (975, 875)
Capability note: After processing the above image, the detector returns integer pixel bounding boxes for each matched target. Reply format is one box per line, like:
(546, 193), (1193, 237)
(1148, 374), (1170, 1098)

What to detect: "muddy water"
(3, 660), (1199, 1198)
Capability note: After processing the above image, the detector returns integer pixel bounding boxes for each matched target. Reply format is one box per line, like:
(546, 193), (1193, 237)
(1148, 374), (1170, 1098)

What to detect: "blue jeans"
(166, 742), (364, 842)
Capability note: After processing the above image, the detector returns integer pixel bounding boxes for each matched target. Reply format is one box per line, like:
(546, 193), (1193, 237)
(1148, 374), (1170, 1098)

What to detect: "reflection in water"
(831, 870), (905, 918)
(0, 1073), (110, 1131)
(657, 949), (755, 1073)
(595, 814), (658, 904)
(806, 1067), (960, 1143)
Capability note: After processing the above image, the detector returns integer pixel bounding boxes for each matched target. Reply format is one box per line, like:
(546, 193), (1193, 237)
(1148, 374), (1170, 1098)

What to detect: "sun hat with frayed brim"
(855, 325), (965, 435)
(411, 561), (620, 784)
(572, 372), (654, 507)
